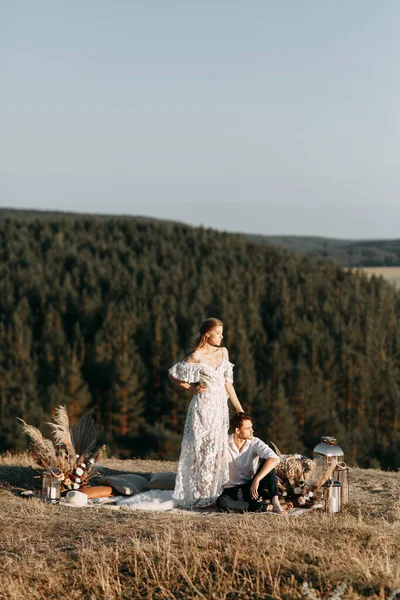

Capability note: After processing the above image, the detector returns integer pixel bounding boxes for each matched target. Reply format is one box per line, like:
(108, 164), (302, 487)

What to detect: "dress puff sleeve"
(224, 361), (234, 383)
(221, 347), (234, 383)
(169, 360), (201, 384)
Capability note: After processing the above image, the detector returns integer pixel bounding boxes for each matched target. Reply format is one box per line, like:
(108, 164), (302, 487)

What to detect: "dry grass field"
(358, 267), (400, 288)
(1, 453), (400, 600)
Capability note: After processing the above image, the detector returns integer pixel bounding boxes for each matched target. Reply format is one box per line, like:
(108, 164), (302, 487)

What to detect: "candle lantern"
(41, 468), (62, 501)
(313, 436), (349, 513)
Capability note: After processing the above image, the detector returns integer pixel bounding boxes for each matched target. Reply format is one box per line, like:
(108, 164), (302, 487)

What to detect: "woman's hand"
(250, 477), (260, 500)
(195, 384), (207, 394)
(224, 381), (243, 413)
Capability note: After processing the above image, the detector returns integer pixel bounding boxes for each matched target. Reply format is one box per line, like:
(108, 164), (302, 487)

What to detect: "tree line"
(1, 215), (400, 469)
(3, 208), (400, 267)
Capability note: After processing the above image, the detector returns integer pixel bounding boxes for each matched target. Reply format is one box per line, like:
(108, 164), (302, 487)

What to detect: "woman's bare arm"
(223, 348), (243, 412)
(224, 381), (244, 413)
(169, 376), (192, 391)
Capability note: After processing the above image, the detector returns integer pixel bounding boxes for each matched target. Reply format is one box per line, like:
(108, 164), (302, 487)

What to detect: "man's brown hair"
(230, 412), (252, 432)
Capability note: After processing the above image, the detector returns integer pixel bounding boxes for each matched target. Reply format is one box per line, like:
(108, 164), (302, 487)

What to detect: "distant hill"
(1, 206), (400, 266)
(243, 233), (400, 267)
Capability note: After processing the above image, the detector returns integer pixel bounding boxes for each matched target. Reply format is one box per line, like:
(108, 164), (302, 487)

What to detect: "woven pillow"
(145, 472), (176, 490)
(97, 474), (148, 496)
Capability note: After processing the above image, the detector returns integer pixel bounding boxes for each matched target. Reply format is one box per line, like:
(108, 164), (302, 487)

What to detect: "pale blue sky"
(2, 1), (400, 238)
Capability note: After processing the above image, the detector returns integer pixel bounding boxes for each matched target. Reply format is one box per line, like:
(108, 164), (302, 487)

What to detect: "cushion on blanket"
(145, 472), (176, 490)
(80, 486), (114, 498)
(97, 474), (149, 496)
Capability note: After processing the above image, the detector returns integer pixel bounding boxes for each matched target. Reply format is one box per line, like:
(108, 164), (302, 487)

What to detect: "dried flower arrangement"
(18, 405), (105, 493)
(271, 444), (338, 508)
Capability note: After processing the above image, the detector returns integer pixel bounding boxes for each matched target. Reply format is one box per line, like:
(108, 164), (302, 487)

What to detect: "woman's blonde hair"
(193, 318), (223, 351)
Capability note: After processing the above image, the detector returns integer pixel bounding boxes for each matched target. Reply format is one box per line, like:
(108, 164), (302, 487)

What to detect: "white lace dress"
(169, 350), (234, 508)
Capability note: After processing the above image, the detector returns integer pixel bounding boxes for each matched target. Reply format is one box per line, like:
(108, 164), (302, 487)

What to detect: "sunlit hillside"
(1, 454), (400, 599)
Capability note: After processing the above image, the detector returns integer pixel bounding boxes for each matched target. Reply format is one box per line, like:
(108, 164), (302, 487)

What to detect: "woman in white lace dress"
(169, 318), (244, 508)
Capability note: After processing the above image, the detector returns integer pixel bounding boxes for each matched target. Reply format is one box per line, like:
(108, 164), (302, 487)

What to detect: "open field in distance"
(359, 267), (400, 288)
(1, 454), (400, 599)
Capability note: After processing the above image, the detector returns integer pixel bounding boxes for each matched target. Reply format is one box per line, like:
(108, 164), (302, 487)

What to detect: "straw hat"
(61, 490), (88, 507)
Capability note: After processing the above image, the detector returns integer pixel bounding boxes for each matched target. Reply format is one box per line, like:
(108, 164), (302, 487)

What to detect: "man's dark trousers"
(217, 463), (279, 513)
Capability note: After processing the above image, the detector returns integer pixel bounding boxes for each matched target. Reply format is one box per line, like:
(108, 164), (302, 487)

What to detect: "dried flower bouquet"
(271, 444), (337, 508)
(19, 405), (105, 493)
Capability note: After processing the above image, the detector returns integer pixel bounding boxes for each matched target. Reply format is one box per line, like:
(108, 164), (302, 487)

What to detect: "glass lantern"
(41, 468), (62, 501)
(313, 436), (349, 513)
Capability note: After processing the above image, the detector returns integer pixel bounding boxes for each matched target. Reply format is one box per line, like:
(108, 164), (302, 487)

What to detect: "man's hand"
(250, 477), (260, 500)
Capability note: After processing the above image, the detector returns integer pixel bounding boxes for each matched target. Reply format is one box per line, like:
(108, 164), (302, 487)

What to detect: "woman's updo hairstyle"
(194, 318), (223, 350)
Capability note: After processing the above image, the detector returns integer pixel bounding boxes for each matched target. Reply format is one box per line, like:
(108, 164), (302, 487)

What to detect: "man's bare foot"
(273, 506), (287, 514)
(265, 500), (293, 513)
(271, 496), (290, 514)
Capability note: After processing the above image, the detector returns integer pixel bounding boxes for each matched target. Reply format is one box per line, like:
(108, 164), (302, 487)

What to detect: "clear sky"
(2, 1), (400, 238)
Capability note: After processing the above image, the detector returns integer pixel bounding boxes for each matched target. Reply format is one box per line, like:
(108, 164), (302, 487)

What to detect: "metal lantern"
(334, 461), (349, 505)
(41, 468), (62, 501)
(313, 436), (349, 513)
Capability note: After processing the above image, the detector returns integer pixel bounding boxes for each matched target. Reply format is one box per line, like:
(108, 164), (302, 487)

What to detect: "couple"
(169, 318), (286, 514)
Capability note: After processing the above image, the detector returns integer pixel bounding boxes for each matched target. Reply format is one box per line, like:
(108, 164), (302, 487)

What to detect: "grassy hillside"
(1, 453), (400, 600)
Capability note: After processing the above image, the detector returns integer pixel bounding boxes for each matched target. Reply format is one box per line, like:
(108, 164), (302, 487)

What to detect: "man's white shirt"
(225, 435), (279, 488)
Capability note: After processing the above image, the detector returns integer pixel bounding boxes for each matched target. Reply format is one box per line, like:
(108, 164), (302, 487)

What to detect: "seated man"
(217, 412), (286, 514)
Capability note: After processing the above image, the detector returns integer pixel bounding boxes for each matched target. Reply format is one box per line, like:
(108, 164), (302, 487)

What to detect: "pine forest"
(1, 215), (400, 470)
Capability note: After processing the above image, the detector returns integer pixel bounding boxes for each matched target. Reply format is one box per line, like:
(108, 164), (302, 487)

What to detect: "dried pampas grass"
(46, 405), (76, 458)
(269, 441), (282, 458)
(93, 444), (106, 464)
(17, 420), (57, 469)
